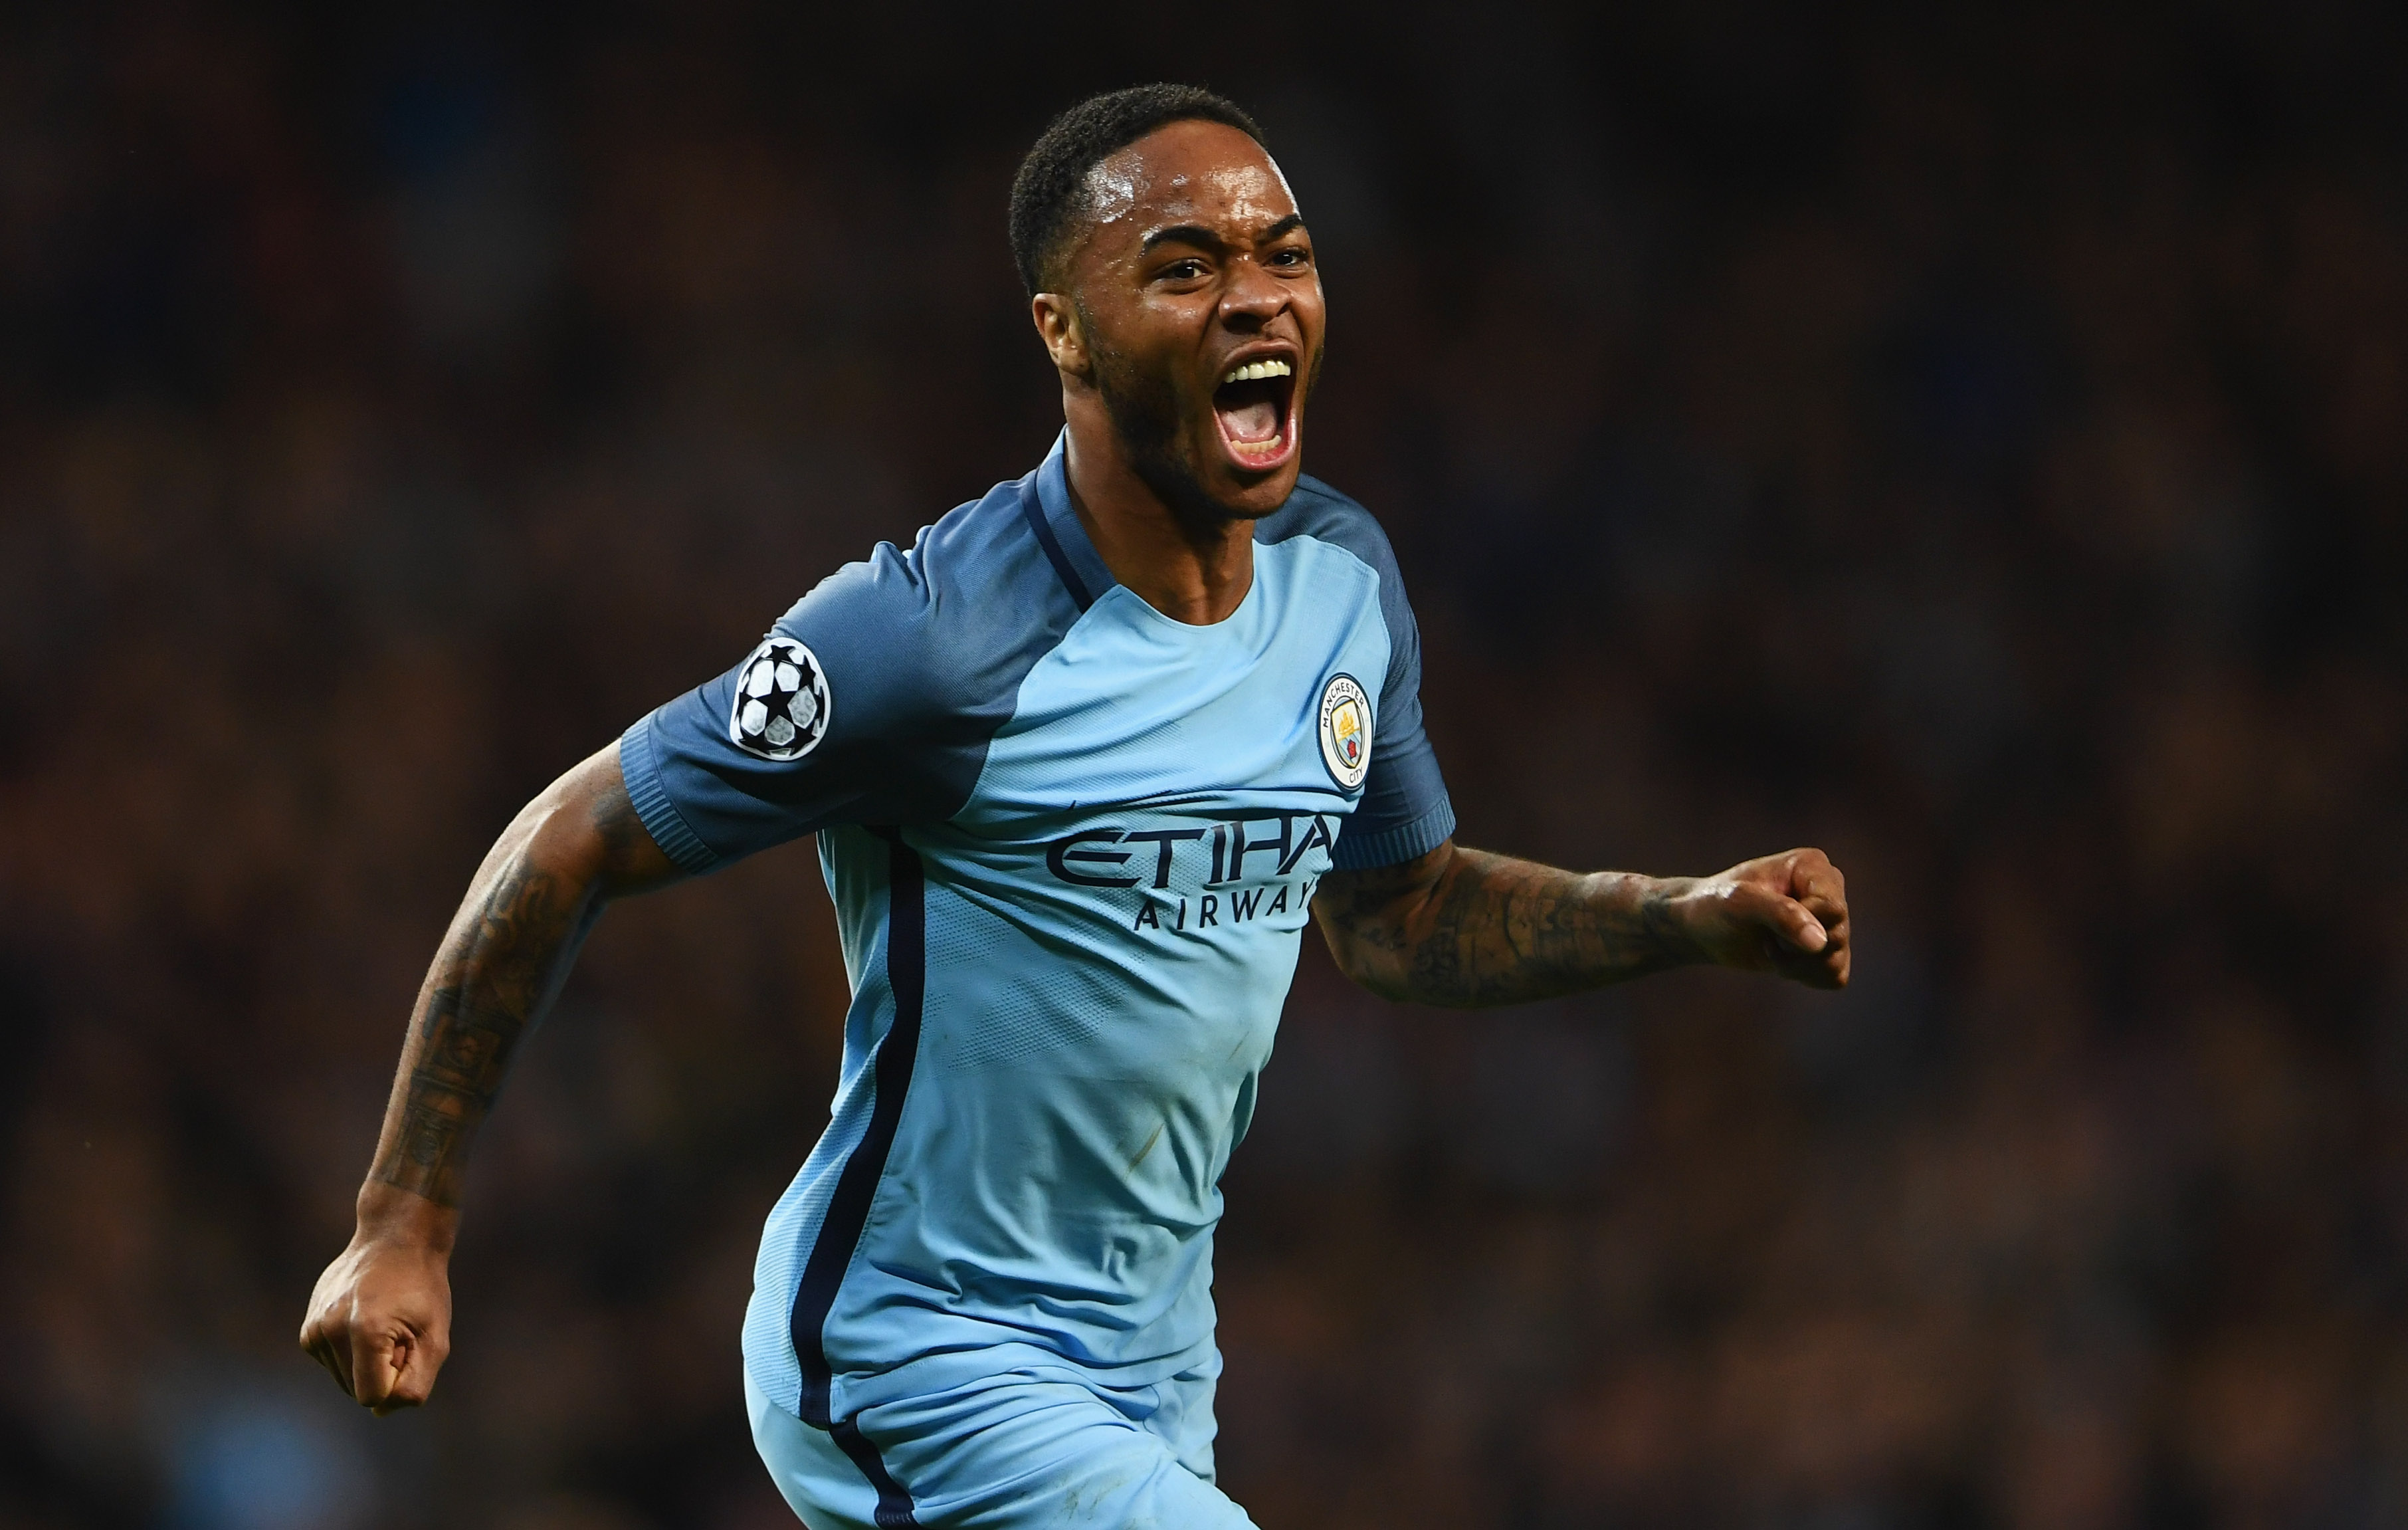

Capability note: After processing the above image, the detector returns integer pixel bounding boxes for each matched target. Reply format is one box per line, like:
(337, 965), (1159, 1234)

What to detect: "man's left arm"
(1312, 840), (1849, 1006)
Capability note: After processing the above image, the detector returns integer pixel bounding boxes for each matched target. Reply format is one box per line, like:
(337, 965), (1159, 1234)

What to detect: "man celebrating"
(302, 85), (1849, 1529)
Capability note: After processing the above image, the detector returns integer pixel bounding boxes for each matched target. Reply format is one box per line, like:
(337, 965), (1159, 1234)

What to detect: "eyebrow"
(1140, 223), (1223, 255)
(1140, 213), (1309, 255)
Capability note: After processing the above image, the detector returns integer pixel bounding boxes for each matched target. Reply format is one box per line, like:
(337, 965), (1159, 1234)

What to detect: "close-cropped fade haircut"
(1009, 84), (1266, 296)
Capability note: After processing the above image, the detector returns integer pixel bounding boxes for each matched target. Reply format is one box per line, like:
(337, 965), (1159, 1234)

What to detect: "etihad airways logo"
(1044, 811), (1338, 934)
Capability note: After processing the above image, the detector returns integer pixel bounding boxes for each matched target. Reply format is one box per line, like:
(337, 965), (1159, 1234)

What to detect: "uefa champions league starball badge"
(728, 636), (832, 761)
(1317, 673), (1371, 790)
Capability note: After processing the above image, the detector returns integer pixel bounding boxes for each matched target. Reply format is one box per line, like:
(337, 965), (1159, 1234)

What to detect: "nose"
(1217, 256), (1288, 332)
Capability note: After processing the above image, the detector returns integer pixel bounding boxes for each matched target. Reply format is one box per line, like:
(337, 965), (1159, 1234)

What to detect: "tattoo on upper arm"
(1409, 855), (1573, 1004)
(1314, 859), (1428, 957)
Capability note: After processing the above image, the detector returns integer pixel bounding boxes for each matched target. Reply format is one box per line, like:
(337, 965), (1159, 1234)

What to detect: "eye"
(1161, 258), (1208, 281)
(1268, 247), (1309, 267)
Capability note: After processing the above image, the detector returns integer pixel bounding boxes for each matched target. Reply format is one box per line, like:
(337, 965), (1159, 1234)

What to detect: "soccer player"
(302, 84), (1849, 1529)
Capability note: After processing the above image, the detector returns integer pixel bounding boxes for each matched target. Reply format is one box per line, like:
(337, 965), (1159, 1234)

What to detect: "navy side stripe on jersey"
(829, 1416), (924, 1530)
(792, 830), (927, 1427)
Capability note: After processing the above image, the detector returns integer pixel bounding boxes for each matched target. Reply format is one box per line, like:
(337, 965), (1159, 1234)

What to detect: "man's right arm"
(299, 743), (682, 1413)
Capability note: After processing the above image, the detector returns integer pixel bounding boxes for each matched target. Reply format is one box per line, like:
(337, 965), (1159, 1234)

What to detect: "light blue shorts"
(745, 1365), (1257, 1530)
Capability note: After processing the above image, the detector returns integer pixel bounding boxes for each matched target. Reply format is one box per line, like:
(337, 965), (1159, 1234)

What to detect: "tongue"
(1218, 397), (1280, 443)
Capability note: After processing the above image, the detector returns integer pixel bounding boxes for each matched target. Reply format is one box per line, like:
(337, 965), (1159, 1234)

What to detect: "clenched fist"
(300, 1198), (456, 1414)
(1666, 847), (1851, 989)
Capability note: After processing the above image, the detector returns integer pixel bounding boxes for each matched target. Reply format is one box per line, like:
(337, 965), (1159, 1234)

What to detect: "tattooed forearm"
(361, 750), (679, 1212)
(382, 991), (521, 1202)
(368, 859), (601, 1206)
(1314, 843), (1701, 1008)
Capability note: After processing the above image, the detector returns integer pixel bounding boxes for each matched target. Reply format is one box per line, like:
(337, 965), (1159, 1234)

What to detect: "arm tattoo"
(387, 990), (519, 1200)
(1315, 845), (1696, 1008)
(367, 768), (651, 1206)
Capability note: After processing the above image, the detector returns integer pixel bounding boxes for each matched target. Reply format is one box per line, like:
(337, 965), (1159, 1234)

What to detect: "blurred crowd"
(5, 5), (2407, 1528)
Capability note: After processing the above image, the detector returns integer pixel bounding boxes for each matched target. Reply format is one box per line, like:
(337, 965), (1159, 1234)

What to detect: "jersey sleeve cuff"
(1329, 796), (1456, 871)
(619, 717), (722, 875)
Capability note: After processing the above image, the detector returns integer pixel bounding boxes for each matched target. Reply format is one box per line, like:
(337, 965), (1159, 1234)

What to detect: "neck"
(1060, 393), (1254, 626)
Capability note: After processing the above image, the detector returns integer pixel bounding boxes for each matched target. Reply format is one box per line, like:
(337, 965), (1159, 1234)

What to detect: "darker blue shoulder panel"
(621, 473), (1084, 873)
(1259, 477), (1456, 869)
(1258, 477), (1417, 698)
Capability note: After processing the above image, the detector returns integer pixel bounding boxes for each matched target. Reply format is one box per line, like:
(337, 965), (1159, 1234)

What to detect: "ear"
(1031, 292), (1091, 383)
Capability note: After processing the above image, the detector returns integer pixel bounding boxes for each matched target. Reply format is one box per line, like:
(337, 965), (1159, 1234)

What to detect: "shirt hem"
(1329, 796), (1456, 870)
(619, 718), (722, 875)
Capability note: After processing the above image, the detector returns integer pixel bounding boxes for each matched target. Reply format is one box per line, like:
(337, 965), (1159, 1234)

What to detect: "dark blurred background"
(5, 3), (2407, 1527)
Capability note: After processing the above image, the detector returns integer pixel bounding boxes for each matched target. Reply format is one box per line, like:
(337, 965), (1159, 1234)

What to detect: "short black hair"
(1009, 84), (1265, 296)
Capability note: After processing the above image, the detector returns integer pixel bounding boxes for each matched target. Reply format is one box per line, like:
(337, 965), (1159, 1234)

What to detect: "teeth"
(1220, 358), (1294, 385)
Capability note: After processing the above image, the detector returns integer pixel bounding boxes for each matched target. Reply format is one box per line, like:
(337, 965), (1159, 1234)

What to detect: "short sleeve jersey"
(622, 436), (1454, 1428)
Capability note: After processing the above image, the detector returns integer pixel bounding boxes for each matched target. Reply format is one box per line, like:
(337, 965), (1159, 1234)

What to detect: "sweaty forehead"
(1078, 120), (1296, 247)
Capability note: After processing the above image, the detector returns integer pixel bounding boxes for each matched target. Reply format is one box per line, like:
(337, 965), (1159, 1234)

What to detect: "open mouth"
(1211, 357), (1296, 467)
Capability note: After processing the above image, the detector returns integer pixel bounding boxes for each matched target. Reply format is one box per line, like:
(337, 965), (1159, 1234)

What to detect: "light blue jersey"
(621, 437), (1452, 1525)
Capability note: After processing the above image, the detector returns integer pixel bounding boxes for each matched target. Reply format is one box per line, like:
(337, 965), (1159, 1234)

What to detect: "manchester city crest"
(728, 635), (831, 761)
(1317, 673), (1371, 790)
